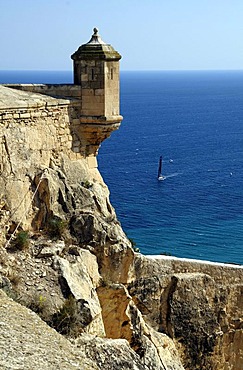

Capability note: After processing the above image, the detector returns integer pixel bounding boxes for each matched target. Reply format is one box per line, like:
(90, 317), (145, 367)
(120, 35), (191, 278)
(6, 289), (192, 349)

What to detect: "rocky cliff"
(0, 84), (242, 370)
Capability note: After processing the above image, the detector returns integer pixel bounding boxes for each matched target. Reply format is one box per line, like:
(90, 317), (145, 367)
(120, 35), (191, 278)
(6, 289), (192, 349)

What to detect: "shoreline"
(146, 254), (243, 269)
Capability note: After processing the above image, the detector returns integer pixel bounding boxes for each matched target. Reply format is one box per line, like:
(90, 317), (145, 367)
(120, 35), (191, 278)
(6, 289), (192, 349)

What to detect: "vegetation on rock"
(10, 230), (30, 251)
(46, 216), (67, 239)
(50, 295), (83, 337)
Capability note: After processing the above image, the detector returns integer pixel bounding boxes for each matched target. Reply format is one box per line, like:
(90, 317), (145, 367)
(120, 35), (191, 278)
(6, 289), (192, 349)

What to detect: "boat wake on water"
(164, 172), (180, 179)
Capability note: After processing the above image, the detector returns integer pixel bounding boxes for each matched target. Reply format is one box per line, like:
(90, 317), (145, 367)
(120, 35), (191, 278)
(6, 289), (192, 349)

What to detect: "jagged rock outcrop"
(54, 252), (105, 336)
(97, 283), (184, 369)
(128, 254), (243, 370)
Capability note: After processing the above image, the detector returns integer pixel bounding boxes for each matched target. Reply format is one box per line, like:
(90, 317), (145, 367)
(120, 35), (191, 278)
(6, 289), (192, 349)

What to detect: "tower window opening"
(110, 68), (113, 80)
(91, 68), (94, 80)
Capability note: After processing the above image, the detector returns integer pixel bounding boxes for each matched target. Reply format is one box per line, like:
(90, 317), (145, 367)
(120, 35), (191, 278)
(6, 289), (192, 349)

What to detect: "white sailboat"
(158, 156), (166, 181)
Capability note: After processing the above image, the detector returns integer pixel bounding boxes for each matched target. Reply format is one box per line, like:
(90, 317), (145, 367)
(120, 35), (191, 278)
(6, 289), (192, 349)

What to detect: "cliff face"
(130, 255), (243, 370)
(0, 84), (242, 370)
(0, 84), (130, 280)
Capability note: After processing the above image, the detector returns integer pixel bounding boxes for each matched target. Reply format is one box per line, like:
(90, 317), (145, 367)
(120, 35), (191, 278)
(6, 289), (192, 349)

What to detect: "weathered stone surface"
(97, 242), (135, 284)
(97, 283), (185, 369)
(145, 328), (185, 370)
(97, 283), (134, 341)
(162, 273), (221, 369)
(76, 334), (148, 370)
(54, 253), (105, 336)
(0, 290), (98, 370)
(0, 85), (70, 109)
(129, 254), (243, 369)
(36, 240), (65, 258)
(76, 333), (184, 370)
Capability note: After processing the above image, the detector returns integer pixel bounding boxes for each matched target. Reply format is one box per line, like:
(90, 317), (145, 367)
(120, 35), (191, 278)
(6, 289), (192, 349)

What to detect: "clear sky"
(0, 0), (242, 71)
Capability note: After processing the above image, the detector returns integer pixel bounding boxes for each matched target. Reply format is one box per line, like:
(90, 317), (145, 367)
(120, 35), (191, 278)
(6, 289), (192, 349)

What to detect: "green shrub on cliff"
(12, 230), (29, 251)
(50, 295), (81, 337)
(26, 294), (47, 315)
(46, 216), (67, 239)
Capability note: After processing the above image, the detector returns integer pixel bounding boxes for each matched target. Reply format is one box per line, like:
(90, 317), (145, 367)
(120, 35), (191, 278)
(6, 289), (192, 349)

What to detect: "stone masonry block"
(84, 60), (96, 67)
(20, 112), (31, 119)
(82, 96), (104, 105)
(72, 119), (80, 125)
(90, 81), (103, 89)
(82, 89), (95, 96)
(81, 74), (88, 82)
(81, 106), (105, 116)
(95, 89), (104, 96)
(4, 113), (13, 119)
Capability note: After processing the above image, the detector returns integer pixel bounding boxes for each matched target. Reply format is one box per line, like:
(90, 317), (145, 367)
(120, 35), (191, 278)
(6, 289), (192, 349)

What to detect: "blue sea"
(1, 70), (242, 264)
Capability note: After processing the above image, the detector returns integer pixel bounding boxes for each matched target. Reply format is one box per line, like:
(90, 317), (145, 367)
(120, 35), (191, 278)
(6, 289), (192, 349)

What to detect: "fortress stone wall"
(0, 85), (83, 232)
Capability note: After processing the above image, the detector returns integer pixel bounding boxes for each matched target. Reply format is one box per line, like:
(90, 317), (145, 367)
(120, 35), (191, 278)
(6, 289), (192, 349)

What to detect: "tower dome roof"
(71, 28), (121, 61)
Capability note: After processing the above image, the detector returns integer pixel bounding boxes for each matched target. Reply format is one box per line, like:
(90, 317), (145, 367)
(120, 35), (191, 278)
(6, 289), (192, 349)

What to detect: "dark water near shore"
(1, 70), (242, 264)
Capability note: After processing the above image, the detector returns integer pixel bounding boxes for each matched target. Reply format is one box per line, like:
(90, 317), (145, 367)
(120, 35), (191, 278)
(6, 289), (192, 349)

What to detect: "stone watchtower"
(71, 28), (123, 160)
